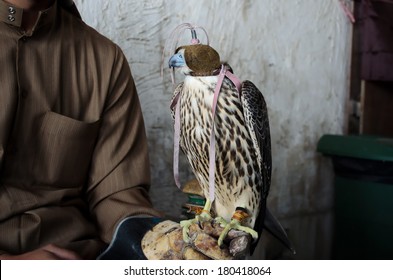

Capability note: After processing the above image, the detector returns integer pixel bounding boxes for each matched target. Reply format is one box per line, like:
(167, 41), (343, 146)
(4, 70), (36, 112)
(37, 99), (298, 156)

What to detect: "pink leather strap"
(173, 92), (182, 189)
(338, 0), (355, 23)
(207, 65), (241, 201)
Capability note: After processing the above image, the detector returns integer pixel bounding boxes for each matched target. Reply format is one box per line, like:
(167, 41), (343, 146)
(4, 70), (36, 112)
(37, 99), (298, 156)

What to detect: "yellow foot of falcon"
(180, 199), (213, 242)
(215, 208), (258, 247)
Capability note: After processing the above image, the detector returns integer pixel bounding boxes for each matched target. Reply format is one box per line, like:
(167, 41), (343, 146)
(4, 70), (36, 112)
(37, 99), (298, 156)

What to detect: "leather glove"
(142, 220), (252, 260)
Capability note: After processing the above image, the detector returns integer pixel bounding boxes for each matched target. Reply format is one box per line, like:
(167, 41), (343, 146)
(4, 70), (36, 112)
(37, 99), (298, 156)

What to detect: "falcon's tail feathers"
(264, 208), (296, 255)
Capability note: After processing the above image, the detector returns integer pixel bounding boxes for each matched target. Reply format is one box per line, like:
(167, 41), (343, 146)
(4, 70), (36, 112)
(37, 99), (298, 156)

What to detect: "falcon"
(169, 40), (291, 254)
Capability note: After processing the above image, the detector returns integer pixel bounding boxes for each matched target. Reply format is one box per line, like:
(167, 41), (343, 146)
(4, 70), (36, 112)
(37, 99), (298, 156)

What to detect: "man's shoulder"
(62, 11), (122, 55)
(75, 21), (118, 48)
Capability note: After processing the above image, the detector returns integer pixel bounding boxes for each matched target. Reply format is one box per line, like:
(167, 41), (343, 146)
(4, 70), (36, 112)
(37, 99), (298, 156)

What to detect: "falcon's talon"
(214, 216), (228, 228)
(180, 218), (197, 243)
(180, 199), (213, 243)
(217, 218), (259, 247)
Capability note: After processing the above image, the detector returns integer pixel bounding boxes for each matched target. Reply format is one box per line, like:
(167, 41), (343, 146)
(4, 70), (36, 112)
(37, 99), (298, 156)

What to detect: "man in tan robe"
(0, 0), (162, 259)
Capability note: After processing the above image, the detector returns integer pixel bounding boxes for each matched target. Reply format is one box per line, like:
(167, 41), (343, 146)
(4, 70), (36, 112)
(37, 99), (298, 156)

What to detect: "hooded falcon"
(168, 41), (274, 254)
(166, 25), (295, 256)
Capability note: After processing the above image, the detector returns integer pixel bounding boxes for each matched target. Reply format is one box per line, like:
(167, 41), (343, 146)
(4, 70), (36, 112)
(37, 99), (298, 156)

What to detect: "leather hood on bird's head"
(175, 44), (221, 76)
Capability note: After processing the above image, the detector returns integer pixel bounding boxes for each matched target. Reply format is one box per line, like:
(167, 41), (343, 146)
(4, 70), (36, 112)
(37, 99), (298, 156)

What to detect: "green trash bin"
(317, 134), (393, 259)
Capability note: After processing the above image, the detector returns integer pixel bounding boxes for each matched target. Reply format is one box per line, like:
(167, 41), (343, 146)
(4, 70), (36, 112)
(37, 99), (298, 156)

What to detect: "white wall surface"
(76, 0), (353, 259)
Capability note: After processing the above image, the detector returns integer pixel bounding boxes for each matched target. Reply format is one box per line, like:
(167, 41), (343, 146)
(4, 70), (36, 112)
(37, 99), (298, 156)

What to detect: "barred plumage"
(172, 75), (269, 232)
(169, 44), (273, 255)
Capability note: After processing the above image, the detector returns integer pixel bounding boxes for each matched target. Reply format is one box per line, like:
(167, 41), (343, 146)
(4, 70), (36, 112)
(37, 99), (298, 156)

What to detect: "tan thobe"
(0, 0), (161, 259)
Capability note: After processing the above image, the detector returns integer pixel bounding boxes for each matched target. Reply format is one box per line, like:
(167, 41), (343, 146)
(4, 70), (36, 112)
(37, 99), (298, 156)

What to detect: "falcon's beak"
(169, 53), (185, 68)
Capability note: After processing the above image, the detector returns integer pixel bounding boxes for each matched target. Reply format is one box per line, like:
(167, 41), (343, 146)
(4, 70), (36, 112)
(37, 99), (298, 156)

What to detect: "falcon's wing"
(240, 80), (271, 254)
(240, 80), (272, 198)
(241, 81), (295, 254)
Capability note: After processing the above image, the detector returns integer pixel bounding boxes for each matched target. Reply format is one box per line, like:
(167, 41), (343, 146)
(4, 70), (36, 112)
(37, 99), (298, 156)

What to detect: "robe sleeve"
(85, 45), (163, 243)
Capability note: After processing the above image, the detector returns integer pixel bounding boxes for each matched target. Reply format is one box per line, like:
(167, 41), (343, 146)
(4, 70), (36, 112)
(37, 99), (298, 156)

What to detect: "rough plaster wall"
(76, 0), (352, 258)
